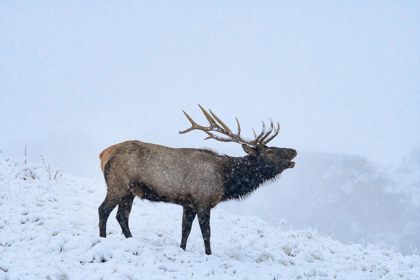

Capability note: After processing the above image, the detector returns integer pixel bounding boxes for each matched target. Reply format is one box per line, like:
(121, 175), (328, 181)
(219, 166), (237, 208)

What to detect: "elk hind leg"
(180, 206), (196, 250)
(116, 193), (135, 238)
(98, 193), (120, 237)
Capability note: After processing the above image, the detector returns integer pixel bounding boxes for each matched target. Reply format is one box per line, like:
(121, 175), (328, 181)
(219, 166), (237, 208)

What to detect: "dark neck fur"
(222, 155), (282, 201)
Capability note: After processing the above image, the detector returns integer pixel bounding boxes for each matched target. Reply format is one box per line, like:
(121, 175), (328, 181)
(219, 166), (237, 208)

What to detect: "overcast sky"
(1, 2), (419, 177)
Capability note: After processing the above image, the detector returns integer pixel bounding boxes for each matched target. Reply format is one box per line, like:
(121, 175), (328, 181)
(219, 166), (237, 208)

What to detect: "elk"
(98, 105), (296, 255)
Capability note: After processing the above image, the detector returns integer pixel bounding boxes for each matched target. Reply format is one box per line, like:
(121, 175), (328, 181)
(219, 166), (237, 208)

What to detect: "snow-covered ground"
(1, 150), (420, 279)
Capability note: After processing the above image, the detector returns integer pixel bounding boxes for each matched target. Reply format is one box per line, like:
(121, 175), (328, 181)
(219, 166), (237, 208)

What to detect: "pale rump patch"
(99, 143), (123, 172)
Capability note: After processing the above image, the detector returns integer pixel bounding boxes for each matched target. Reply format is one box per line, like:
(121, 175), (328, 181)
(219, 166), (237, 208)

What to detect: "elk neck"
(222, 155), (282, 201)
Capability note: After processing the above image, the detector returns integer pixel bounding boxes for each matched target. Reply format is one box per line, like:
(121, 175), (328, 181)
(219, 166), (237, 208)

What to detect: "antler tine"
(253, 121), (266, 143)
(179, 110), (201, 134)
(263, 121), (280, 144)
(198, 104), (217, 127)
(209, 109), (232, 132)
(259, 119), (275, 143)
(252, 128), (257, 138)
(235, 118), (241, 136)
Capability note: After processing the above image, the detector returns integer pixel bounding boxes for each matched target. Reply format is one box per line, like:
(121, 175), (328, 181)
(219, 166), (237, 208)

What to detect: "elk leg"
(197, 208), (212, 255)
(116, 193), (135, 238)
(98, 195), (119, 237)
(180, 206), (196, 251)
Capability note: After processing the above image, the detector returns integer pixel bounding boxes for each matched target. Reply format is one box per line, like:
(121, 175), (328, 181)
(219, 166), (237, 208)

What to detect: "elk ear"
(242, 144), (257, 156)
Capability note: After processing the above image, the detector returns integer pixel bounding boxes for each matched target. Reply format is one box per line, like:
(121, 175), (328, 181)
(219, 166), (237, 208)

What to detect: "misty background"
(1, 2), (419, 254)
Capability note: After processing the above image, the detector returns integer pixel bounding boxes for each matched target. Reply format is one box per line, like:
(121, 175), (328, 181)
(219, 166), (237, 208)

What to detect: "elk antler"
(179, 104), (280, 146)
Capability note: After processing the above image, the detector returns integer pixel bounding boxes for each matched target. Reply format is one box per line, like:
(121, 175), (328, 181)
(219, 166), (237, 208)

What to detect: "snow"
(1, 150), (420, 279)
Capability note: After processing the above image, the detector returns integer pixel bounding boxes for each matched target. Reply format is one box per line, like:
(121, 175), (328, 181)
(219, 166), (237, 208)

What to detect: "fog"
(1, 2), (419, 253)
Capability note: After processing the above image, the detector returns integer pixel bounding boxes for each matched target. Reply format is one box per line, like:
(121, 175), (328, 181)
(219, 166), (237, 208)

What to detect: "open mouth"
(288, 151), (297, 168)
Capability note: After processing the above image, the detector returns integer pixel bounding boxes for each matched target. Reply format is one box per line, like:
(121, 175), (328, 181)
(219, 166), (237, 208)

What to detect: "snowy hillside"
(1, 150), (420, 279)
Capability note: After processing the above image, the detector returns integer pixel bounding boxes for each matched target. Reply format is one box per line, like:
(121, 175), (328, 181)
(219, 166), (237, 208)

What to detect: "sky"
(1, 1), (419, 177)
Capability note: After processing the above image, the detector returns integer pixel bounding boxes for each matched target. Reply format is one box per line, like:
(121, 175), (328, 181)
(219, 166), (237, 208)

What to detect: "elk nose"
(288, 149), (297, 159)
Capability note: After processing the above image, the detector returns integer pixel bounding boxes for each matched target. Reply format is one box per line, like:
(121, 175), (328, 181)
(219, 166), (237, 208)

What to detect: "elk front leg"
(197, 208), (211, 255)
(180, 206), (196, 251)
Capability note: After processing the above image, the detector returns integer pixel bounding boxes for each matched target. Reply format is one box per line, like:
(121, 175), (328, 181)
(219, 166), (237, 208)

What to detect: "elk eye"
(266, 150), (274, 155)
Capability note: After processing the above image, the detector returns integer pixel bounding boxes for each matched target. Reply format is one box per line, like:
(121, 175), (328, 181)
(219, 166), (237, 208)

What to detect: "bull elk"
(98, 105), (297, 255)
